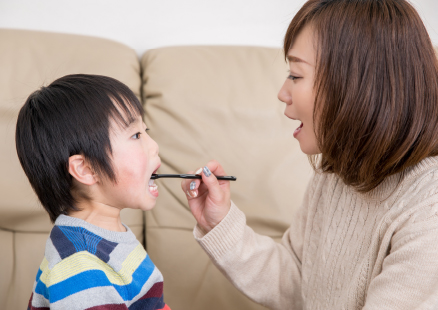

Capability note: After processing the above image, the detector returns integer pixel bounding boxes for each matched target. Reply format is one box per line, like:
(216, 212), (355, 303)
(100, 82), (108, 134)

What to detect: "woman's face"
(278, 25), (320, 155)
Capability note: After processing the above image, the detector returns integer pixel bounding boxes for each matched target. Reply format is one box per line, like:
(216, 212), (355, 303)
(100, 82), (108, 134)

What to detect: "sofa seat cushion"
(0, 29), (144, 310)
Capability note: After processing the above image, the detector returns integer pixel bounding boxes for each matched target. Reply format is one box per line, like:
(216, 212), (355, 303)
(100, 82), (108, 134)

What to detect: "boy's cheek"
(117, 153), (148, 176)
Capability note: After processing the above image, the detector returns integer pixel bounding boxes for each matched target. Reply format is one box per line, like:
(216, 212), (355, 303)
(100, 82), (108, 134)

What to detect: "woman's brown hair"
(284, 0), (438, 192)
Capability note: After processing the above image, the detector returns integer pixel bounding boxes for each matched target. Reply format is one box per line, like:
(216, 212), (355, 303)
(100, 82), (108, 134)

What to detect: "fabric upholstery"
(0, 29), (144, 310)
(2, 28), (433, 310)
(141, 46), (312, 310)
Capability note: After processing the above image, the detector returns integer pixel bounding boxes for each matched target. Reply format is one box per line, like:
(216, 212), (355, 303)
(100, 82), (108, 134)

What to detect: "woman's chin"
(298, 141), (320, 155)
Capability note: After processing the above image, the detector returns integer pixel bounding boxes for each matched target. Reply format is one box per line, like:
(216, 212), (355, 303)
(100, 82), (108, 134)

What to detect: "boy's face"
(97, 114), (161, 211)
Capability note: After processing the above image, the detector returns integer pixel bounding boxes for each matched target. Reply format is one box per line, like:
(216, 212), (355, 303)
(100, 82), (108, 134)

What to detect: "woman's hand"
(181, 160), (231, 233)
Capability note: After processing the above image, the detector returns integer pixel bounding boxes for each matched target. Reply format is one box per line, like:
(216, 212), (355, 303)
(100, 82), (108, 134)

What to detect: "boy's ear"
(68, 155), (99, 185)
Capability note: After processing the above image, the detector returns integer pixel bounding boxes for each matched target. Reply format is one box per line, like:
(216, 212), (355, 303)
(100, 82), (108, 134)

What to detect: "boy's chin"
(138, 201), (157, 211)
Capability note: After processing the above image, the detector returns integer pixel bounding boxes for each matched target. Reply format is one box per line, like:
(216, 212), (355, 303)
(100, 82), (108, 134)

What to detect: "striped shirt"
(28, 214), (170, 310)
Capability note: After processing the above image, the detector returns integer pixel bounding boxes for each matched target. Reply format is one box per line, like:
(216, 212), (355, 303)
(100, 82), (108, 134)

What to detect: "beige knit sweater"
(194, 156), (438, 310)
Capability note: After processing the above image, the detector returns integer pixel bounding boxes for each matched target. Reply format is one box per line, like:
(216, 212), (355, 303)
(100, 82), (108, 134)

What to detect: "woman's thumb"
(201, 166), (223, 200)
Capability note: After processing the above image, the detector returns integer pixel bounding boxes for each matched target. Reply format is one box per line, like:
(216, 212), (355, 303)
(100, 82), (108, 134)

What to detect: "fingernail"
(191, 190), (198, 197)
(195, 168), (203, 174)
(190, 181), (196, 190)
(203, 166), (211, 177)
(186, 190), (193, 198)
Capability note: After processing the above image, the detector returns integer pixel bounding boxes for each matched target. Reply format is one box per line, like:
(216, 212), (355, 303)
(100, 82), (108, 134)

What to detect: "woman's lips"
(293, 122), (303, 138)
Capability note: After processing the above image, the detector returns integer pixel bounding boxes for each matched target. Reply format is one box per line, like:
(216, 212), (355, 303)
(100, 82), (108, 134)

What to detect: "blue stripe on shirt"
(35, 254), (155, 303)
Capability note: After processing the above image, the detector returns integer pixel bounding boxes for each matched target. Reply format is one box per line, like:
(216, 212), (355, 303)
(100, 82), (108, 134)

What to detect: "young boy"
(16, 74), (170, 310)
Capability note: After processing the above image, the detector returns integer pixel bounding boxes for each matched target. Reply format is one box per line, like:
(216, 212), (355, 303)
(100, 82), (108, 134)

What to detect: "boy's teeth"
(148, 179), (155, 186)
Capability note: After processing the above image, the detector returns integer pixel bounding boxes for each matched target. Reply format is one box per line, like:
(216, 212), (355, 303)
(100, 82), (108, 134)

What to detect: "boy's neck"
(68, 201), (127, 232)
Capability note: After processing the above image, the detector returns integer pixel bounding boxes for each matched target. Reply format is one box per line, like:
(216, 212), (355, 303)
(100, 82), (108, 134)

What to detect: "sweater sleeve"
(363, 205), (438, 310)
(194, 183), (313, 310)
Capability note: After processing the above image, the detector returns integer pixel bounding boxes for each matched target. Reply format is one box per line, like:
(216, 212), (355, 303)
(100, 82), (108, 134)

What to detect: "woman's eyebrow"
(287, 55), (310, 65)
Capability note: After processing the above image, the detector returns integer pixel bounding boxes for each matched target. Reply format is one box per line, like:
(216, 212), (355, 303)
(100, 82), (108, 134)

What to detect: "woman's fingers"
(181, 160), (231, 233)
(181, 170), (194, 198)
(190, 167), (204, 197)
(199, 165), (223, 201)
(204, 160), (230, 199)
(182, 161), (229, 198)
(183, 163), (225, 200)
(181, 168), (203, 198)
(206, 159), (227, 177)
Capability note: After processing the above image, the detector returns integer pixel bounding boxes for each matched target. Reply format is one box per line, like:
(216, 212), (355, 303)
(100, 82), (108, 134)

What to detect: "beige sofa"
(0, 28), (313, 310)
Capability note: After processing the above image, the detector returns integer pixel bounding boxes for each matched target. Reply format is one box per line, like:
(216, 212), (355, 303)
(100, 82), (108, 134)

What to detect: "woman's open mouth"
(293, 122), (303, 138)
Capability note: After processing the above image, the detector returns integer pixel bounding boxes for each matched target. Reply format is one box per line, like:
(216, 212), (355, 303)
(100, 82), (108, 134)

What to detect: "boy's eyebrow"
(126, 115), (142, 127)
(116, 117), (141, 133)
(287, 55), (310, 65)
(127, 118), (138, 126)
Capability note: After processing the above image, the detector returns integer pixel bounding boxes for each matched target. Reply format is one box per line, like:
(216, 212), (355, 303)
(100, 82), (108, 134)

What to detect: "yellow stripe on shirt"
(39, 244), (146, 287)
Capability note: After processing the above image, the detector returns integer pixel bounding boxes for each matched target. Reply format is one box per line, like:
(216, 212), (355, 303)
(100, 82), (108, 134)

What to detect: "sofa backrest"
(140, 45), (438, 309)
(2, 28), (435, 310)
(141, 46), (312, 309)
(0, 29), (144, 310)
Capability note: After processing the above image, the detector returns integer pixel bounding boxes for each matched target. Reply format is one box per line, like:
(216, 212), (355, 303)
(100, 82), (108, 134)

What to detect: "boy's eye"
(132, 128), (149, 139)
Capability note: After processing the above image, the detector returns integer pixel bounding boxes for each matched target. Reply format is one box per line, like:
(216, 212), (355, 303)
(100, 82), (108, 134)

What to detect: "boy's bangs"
(15, 74), (145, 223)
(108, 93), (144, 130)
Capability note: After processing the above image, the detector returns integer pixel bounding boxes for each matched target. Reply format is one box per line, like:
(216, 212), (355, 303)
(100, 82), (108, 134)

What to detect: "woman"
(182, 0), (438, 309)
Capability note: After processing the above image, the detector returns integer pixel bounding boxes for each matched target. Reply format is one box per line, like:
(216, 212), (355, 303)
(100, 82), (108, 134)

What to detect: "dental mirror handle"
(151, 174), (236, 181)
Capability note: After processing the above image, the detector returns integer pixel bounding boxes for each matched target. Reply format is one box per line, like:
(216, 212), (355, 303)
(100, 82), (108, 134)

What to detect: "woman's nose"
(278, 81), (291, 104)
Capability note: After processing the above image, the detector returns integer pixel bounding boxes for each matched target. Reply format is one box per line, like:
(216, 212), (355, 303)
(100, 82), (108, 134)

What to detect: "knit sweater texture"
(28, 215), (170, 310)
(194, 156), (438, 310)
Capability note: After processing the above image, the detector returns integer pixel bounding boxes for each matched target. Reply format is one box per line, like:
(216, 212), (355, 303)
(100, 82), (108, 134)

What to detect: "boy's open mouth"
(148, 165), (160, 194)
(148, 179), (158, 193)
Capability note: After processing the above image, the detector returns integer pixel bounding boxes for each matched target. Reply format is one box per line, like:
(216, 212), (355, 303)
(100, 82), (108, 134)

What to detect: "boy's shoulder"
(48, 224), (119, 264)
(32, 216), (167, 308)
(45, 214), (142, 269)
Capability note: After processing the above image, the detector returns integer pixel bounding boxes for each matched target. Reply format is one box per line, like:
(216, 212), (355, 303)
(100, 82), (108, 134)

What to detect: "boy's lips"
(148, 163), (161, 198)
(149, 163), (161, 179)
(153, 164), (161, 174)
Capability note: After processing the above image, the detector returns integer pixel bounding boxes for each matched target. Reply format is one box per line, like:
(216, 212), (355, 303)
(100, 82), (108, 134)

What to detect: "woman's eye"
(288, 74), (300, 81)
(132, 132), (141, 139)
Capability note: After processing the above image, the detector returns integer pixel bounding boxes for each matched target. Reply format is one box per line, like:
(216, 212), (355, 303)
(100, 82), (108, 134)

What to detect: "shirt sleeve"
(194, 181), (313, 310)
(363, 206), (438, 309)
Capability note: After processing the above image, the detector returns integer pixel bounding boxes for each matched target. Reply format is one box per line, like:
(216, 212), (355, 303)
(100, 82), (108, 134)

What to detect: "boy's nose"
(152, 139), (159, 155)
(146, 135), (159, 155)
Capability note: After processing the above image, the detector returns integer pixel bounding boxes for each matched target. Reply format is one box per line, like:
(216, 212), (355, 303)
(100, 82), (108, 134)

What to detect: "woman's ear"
(68, 155), (99, 185)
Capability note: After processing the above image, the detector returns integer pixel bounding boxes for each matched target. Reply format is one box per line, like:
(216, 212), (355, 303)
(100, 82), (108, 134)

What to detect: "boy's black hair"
(15, 74), (143, 223)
